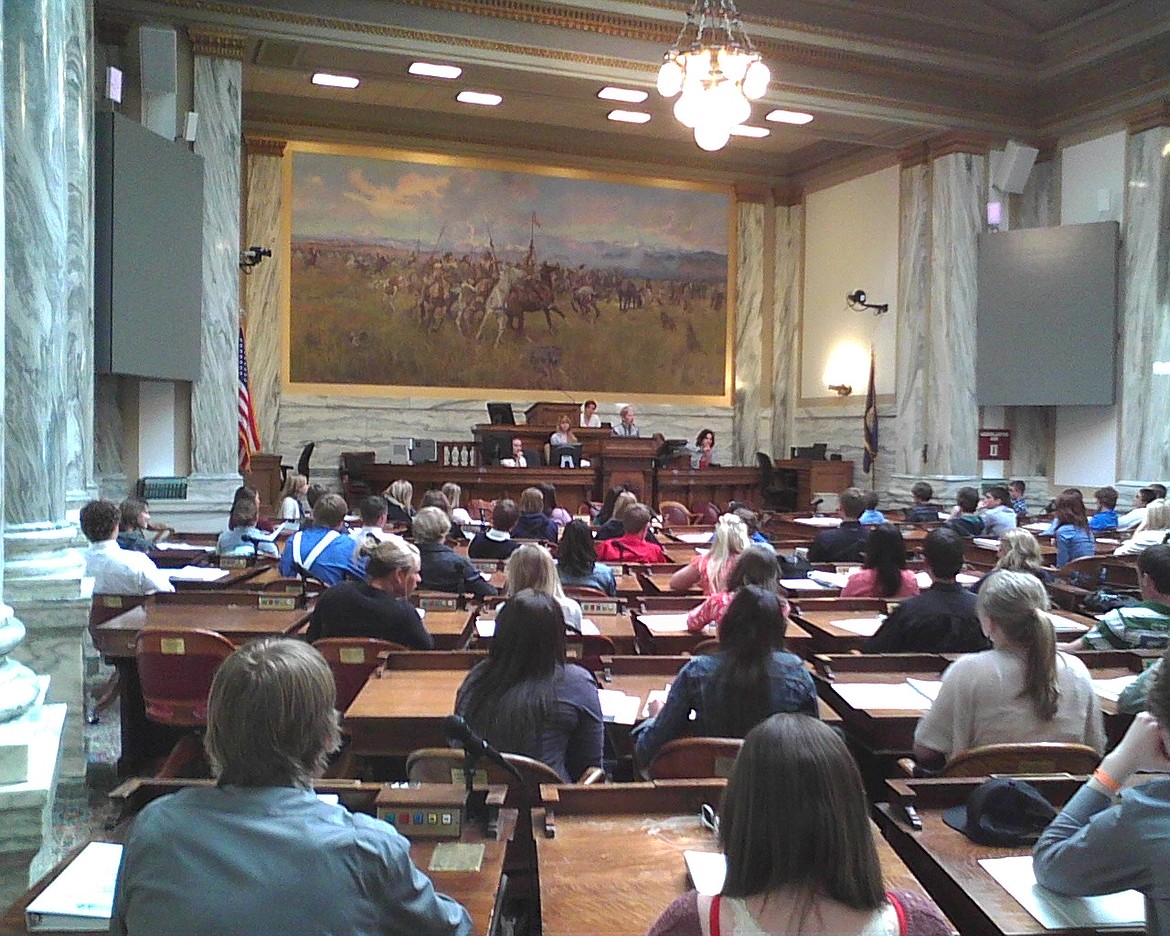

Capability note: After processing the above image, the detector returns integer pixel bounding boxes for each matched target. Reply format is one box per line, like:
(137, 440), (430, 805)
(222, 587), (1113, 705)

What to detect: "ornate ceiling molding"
(1125, 101), (1170, 134)
(188, 26), (249, 58)
(245, 135), (288, 156)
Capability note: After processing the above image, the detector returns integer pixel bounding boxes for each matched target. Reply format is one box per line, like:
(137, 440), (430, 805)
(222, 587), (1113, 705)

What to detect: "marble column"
(243, 137), (286, 455)
(894, 151), (931, 478)
(189, 29), (246, 501)
(731, 200), (765, 466)
(1117, 105), (1170, 485)
(770, 194), (802, 458)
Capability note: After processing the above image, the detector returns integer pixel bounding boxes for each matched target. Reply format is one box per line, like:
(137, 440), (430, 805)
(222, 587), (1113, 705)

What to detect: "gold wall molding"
(245, 136), (288, 157)
(188, 26), (248, 59)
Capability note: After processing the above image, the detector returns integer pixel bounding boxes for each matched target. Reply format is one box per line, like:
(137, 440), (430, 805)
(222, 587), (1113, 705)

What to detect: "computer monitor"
(486, 402), (515, 425)
(480, 433), (513, 465)
(549, 443), (584, 469)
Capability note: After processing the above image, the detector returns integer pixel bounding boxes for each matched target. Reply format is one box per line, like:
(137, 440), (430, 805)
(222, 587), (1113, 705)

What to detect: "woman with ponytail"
(912, 569), (1104, 771)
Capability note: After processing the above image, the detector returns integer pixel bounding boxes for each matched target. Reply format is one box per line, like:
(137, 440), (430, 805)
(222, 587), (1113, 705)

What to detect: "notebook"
(26, 842), (123, 932)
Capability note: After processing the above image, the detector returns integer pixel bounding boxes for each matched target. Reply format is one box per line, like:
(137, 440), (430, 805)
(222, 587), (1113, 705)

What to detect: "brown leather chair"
(647, 737), (743, 779)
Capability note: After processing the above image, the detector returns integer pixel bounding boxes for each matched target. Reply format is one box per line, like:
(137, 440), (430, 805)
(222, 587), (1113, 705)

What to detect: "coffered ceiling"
(97, 0), (1170, 187)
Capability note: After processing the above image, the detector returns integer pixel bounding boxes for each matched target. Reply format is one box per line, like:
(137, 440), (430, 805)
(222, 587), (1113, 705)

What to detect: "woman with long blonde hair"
(669, 512), (748, 595)
(504, 543), (583, 631)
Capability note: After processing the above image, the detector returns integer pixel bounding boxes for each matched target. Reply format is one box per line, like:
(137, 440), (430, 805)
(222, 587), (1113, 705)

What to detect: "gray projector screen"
(976, 221), (1118, 406)
(94, 112), (203, 381)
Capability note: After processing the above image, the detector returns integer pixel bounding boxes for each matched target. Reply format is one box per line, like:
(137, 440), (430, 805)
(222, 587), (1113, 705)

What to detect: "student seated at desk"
(348, 494), (393, 560)
(503, 544), (584, 631)
(538, 482), (574, 529)
(1009, 479), (1029, 519)
(455, 590), (602, 782)
(686, 545), (780, 634)
(307, 537), (433, 650)
(1089, 485), (1120, 531)
(1113, 498), (1170, 557)
(510, 487), (559, 541)
(1033, 646), (1170, 931)
(841, 523), (920, 599)
(414, 506), (497, 599)
(595, 504), (669, 564)
(383, 479), (415, 527)
(858, 490), (885, 525)
(278, 472), (309, 524)
(1043, 488), (1096, 566)
(978, 484), (1018, 539)
(862, 529), (988, 654)
(217, 496), (280, 559)
(117, 496), (171, 553)
(231, 484), (276, 533)
(669, 512), (747, 596)
(556, 519), (616, 596)
(1060, 545), (1170, 652)
(110, 638), (470, 936)
(467, 499), (521, 561)
(807, 487), (868, 563)
(81, 499), (174, 595)
(912, 571), (1104, 772)
(279, 494), (360, 586)
(903, 481), (943, 524)
(1118, 486), (1158, 532)
(634, 586), (818, 770)
(595, 490), (637, 541)
(968, 528), (1051, 593)
(943, 486), (983, 537)
(647, 714), (950, 936)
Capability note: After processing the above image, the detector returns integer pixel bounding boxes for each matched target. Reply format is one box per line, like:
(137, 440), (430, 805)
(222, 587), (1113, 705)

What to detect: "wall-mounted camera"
(845, 289), (889, 315)
(239, 246), (272, 272)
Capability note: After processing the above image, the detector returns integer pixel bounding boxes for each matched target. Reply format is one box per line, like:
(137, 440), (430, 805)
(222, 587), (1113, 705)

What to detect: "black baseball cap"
(942, 777), (1057, 846)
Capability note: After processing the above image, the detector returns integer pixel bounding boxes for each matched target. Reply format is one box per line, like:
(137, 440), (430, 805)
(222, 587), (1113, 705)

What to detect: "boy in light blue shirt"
(859, 490), (885, 525)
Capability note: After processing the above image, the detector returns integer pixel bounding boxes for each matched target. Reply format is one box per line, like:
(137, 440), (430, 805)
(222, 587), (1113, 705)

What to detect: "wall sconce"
(845, 289), (889, 315)
(828, 383), (852, 397)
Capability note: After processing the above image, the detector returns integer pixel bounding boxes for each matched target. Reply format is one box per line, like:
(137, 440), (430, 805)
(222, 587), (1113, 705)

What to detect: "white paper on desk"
(1093, 674), (1140, 703)
(641, 685), (672, 719)
(1024, 522), (1051, 533)
(973, 537), (1001, 550)
(1049, 615), (1087, 637)
(166, 565), (230, 582)
(792, 516), (841, 528)
(26, 841), (122, 930)
(675, 532), (712, 544)
(937, 511), (951, 521)
(475, 619), (495, 638)
(833, 681), (937, 711)
(153, 542), (215, 552)
(780, 578), (833, 591)
(684, 851), (726, 897)
(914, 571), (934, 588)
(598, 688), (641, 725)
(808, 570), (848, 588)
(978, 856), (1144, 929)
(640, 613), (692, 633)
(829, 617), (885, 638)
(905, 677), (943, 702)
(579, 619), (601, 636)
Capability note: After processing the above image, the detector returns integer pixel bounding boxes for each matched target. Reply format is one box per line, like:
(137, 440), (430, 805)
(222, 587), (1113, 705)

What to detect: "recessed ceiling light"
(598, 86), (648, 104)
(730, 124), (770, 138)
(457, 90), (502, 106)
(607, 109), (652, 124)
(409, 62), (462, 80)
(765, 109), (814, 125)
(311, 72), (360, 89)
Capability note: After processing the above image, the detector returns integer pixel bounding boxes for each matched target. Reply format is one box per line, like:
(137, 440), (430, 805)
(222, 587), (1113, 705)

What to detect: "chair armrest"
(895, 757), (917, 778)
(577, 766), (606, 785)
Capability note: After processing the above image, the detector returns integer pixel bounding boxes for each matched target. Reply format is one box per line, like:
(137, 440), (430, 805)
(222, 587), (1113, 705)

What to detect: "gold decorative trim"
(245, 136), (287, 157)
(1125, 101), (1170, 135)
(188, 26), (249, 59)
(926, 131), (995, 158)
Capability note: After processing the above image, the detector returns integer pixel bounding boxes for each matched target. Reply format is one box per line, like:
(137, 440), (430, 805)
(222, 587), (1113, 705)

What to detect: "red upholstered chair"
(311, 637), (406, 712)
(86, 593), (151, 721)
(658, 501), (693, 526)
(690, 501), (720, 525)
(647, 737), (743, 779)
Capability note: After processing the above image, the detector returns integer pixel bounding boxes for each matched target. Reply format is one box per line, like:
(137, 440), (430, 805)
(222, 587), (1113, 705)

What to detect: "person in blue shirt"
(1089, 485), (1120, 531)
(1044, 488), (1096, 567)
(1009, 479), (1029, 519)
(218, 496), (279, 559)
(279, 493), (360, 584)
(859, 490), (885, 525)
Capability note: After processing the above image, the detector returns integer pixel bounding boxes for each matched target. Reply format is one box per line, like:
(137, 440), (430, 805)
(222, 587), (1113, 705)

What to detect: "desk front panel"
(361, 463), (598, 512)
(92, 602), (312, 659)
(656, 467), (761, 512)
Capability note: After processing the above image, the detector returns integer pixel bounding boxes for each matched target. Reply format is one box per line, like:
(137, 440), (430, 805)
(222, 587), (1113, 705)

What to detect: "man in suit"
(807, 487), (868, 563)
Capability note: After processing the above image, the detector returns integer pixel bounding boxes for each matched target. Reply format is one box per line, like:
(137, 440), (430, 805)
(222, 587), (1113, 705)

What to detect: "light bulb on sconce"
(828, 384), (853, 397)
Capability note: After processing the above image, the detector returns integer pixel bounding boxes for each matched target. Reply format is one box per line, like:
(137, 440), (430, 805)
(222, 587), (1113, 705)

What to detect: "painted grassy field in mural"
(287, 148), (730, 396)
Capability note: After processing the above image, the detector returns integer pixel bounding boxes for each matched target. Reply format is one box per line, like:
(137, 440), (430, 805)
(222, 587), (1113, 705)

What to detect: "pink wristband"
(1092, 766), (1122, 794)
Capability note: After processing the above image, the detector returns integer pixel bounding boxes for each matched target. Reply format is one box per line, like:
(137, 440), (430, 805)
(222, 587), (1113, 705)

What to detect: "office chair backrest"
(311, 637), (406, 711)
(296, 442), (316, 479)
(136, 627), (236, 727)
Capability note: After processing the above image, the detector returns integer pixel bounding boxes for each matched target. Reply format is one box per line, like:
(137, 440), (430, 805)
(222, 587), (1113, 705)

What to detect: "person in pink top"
(687, 545), (782, 634)
(669, 513), (748, 596)
(840, 523), (921, 599)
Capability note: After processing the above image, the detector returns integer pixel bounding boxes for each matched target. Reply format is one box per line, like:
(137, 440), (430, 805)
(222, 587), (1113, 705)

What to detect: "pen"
(904, 804), (922, 830)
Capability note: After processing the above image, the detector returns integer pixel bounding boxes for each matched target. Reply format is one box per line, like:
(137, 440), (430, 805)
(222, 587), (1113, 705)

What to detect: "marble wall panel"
(244, 152), (284, 454)
(925, 152), (983, 477)
(791, 404), (897, 498)
(1017, 156), (1060, 229)
(771, 204), (802, 458)
(191, 55), (242, 477)
(93, 375), (125, 479)
(732, 203), (765, 465)
(896, 163), (930, 477)
(1118, 125), (1170, 483)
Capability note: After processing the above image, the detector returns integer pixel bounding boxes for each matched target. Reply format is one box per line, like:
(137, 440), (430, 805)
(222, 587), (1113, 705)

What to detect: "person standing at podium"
(612, 404), (640, 437)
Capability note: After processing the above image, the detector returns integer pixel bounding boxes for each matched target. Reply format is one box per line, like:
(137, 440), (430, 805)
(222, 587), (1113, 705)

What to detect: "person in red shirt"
(594, 503), (668, 564)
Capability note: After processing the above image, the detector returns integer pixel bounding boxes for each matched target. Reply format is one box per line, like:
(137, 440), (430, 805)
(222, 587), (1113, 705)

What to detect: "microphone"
(809, 498), (823, 515)
(443, 714), (523, 781)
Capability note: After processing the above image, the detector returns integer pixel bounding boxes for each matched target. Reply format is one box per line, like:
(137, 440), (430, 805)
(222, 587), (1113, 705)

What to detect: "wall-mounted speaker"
(993, 141), (1039, 194)
(138, 26), (177, 95)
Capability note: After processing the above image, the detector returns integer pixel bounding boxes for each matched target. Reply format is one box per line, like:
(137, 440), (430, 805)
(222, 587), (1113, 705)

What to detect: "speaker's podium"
(599, 438), (659, 502)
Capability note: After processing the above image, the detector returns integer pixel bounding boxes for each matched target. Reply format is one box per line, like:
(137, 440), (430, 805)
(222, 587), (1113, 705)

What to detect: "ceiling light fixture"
(729, 124), (769, 138)
(765, 108), (813, 125)
(456, 91), (502, 106)
(311, 72), (360, 89)
(656, 0), (770, 152)
(598, 86), (649, 104)
(607, 109), (652, 124)
(409, 62), (462, 80)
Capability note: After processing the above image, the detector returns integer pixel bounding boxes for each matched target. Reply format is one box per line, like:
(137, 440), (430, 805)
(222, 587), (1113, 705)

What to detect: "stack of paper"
(973, 537), (1001, 550)
(675, 532), (712, 544)
(829, 617), (885, 638)
(641, 685), (672, 719)
(978, 856), (1144, 929)
(153, 542), (215, 552)
(166, 566), (230, 583)
(26, 841), (123, 932)
(1092, 674), (1140, 704)
(639, 613), (691, 634)
(1024, 522), (1051, 533)
(598, 689), (642, 725)
(684, 851), (726, 896)
(792, 517), (842, 528)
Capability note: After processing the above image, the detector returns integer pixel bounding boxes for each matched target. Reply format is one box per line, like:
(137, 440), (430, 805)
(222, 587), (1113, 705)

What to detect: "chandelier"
(656, 0), (770, 152)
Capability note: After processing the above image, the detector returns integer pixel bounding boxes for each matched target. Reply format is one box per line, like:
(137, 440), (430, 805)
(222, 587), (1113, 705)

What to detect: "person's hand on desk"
(647, 698), (664, 718)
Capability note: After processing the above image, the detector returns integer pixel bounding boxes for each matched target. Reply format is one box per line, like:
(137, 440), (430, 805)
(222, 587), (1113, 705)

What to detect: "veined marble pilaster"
(1017, 155), (1059, 229)
(895, 162), (930, 476)
(731, 202), (765, 466)
(191, 52), (243, 477)
(244, 140), (286, 455)
(925, 151), (983, 477)
(1118, 121), (1170, 483)
(770, 203), (802, 457)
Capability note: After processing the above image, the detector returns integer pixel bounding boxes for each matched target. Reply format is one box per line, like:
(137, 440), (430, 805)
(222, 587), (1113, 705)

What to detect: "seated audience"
(1061, 544), (1170, 651)
(1009, 479), (1029, 519)
(944, 486), (984, 537)
(232, 485), (276, 533)
(556, 519), (617, 596)
(635, 586), (818, 769)
(595, 491), (638, 540)
(730, 506), (772, 548)
(549, 415), (578, 446)
(500, 436), (532, 468)
(306, 536), (432, 649)
(511, 487), (559, 541)
(1044, 489), (1096, 567)
(348, 494), (391, 559)
(279, 494), (359, 585)
(1118, 486), (1158, 531)
(841, 523), (920, 599)
(455, 590), (602, 783)
(538, 482), (573, 529)
(420, 489), (452, 517)
(503, 544), (584, 631)
(595, 504), (669, 563)
(278, 473), (308, 523)
(217, 496), (280, 559)
(383, 479), (415, 527)
(912, 570), (1105, 772)
(904, 481), (943, 524)
(1033, 650), (1170, 928)
(970, 528), (1051, 593)
(594, 485), (629, 528)
(690, 428), (716, 469)
(1089, 485), (1120, 531)
(81, 499), (174, 595)
(686, 544), (781, 634)
(467, 499), (521, 560)
(442, 483), (473, 526)
(110, 637), (470, 936)
(580, 399), (601, 428)
(807, 487), (868, 563)
(117, 496), (169, 552)
(413, 507), (496, 599)
(669, 513), (747, 595)
(1113, 498), (1170, 557)
(862, 528), (988, 654)
(858, 490), (885, 525)
(979, 484), (1018, 538)
(647, 714), (950, 936)
(612, 404), (640, 437)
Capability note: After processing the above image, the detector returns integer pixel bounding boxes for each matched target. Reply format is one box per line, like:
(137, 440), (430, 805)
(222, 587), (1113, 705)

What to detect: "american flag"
(238, 326), (261, 472)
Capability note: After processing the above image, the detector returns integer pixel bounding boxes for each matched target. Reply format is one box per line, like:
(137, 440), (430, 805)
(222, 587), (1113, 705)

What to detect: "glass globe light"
(742, 59), (770, 100)
(673, 91), (702, 129)
(718, 47), (751, 82)
(694, 122), (732, 151)
(657, 56), (684, 97)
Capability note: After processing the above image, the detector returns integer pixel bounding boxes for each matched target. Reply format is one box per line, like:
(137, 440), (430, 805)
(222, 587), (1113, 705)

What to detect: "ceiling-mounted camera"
(239, 246), (272, 272)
